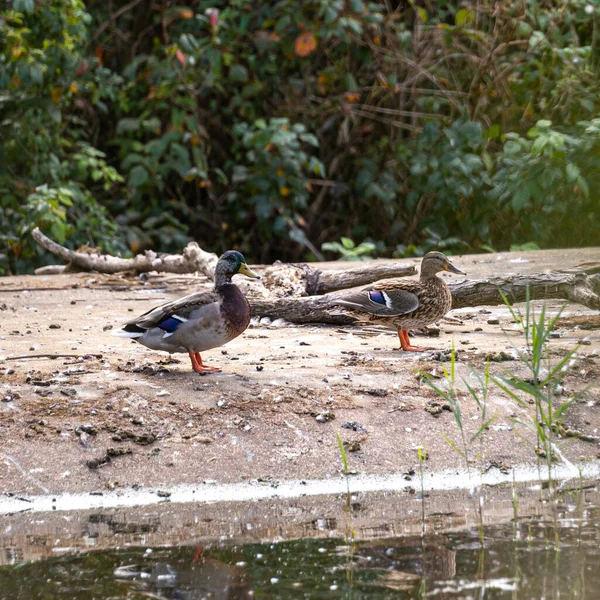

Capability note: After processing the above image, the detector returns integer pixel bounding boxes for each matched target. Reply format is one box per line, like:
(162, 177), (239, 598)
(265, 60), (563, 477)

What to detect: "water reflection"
(1, 514), (599, 599)
(1, 485), (599, 599)
(114, 545), (252, 599)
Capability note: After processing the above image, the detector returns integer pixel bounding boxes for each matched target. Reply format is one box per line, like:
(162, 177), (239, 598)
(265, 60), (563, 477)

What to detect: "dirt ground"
(1, 248), (599, 496)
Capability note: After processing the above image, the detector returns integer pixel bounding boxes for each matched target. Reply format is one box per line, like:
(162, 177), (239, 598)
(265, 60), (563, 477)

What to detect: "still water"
(1, 485), (598, 600)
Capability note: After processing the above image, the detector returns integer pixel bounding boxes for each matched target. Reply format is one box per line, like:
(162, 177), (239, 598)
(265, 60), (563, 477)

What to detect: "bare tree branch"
(31, 228), (218, 279)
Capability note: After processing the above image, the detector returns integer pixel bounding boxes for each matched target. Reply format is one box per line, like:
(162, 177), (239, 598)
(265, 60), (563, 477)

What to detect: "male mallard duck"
(112, 250), (260, 373)
(332, 251), (465, 351)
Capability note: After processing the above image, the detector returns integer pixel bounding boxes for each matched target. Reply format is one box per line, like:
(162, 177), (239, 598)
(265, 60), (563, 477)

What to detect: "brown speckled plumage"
(333, 251), (465, 352)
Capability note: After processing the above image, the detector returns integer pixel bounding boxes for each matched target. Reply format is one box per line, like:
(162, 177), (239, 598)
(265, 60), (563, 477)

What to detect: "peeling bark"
(261, 262), (416, 296)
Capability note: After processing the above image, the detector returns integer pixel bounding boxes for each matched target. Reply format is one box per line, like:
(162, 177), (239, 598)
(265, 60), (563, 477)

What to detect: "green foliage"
(0, 0), (127, 273)
(393, 120), (491, 255)
(321, 237), (375, 261)
(230, 118), (325, 253)
(2, 0), (600, 273)
(489, 119), (597, 248)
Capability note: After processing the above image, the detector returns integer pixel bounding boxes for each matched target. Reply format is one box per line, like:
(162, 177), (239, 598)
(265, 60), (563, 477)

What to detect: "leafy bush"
(1, 0), (599, 273)
(490, 119), (597, 248)
(0, 0), (127, 273)
(321, 237), (376, 261)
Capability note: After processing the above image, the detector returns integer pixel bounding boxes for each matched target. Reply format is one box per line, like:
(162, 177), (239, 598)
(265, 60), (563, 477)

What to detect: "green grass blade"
(553, 397), (576, 420)
(441, 432), (464, 457)
(470, 414), (498, 443)
(336, 431), (349, 474)
(492, 376), (531, 408)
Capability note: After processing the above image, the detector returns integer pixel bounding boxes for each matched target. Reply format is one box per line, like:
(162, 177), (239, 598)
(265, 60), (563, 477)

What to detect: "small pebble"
(315, 410), (335, 423)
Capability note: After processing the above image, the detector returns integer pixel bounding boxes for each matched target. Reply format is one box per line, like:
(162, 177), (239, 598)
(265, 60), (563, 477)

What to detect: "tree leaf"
(128, 165), (149, 188)
(511, 187), (530, 212)
(117, 118), (141, 134)
(229, 64), (249, 83)
(294, 32), (317, 57)
(455, 8), (474, 26)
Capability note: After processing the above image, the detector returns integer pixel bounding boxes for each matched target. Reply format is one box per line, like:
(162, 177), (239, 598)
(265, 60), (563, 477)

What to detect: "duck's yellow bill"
(238, 262), (261, 279)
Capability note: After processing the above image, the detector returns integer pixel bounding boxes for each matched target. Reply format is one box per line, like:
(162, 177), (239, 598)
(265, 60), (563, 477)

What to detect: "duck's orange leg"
(188, 351), (221, 373)
(398, 329), (426, 352)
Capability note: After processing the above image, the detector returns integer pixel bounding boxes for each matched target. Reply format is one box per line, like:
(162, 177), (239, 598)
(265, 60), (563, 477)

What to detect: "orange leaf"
(294, 32), (317, 57)
(176, 48), (186, 66)
(344, 92), (361, 103)
(95, 44), (104, 66)
(178, 9), (194, 19)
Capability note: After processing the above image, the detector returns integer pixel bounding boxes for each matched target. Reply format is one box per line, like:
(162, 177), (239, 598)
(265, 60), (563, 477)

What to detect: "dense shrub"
(1, 0), (599, 273)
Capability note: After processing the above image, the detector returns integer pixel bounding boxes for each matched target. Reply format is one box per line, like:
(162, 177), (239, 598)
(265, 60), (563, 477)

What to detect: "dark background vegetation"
(1, 0), (599, 273)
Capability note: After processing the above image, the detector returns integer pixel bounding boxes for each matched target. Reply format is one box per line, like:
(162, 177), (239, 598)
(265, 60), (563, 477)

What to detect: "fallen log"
(32, 228), (218, 279)
(249, 269), (600, 323)
(450, 271), (600, 310)
(30, 229), (600, 321)
(261, 262), (416, 296)
(31, 228), (416, 294)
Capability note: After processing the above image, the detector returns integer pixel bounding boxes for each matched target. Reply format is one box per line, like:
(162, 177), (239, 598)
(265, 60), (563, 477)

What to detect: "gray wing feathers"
(334, 289), (419, 317)
(127, 290), (219, 329)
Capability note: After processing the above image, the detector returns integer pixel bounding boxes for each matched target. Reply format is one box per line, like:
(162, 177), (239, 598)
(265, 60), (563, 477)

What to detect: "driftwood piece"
(31, 228), (415, 294)
(32, 227), (218, 279)
(261, 262), (416, 296)
(250, 269), (600, 323)
(30, 228), (600, 321)
(450, 271), (600, 310)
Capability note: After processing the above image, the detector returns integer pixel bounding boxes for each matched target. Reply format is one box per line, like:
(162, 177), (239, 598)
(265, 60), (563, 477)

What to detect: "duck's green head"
(217, 250), (261, 280)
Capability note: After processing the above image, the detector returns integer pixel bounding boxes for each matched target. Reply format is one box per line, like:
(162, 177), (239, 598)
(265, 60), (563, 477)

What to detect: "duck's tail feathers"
(112, 323), (146, 339)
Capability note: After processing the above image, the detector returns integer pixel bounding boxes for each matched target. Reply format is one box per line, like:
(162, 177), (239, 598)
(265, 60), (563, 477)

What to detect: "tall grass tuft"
(494, 289), (583, 483)
(423, 344), (495, 480)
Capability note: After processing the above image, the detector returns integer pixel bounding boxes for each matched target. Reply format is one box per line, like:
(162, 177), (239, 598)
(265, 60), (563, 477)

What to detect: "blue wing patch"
(368, 291), (386, 305)
(157, 316), (185, 333)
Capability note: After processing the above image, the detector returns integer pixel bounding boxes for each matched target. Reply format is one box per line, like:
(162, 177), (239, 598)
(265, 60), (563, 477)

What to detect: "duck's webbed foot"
(397, 329), (426, 352)
(188, 351), (221, 373)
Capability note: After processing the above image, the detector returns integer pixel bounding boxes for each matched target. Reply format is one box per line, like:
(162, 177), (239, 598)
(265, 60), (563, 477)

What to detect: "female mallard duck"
(333, 251), (465, 351)
(112, 250), (260, 373)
